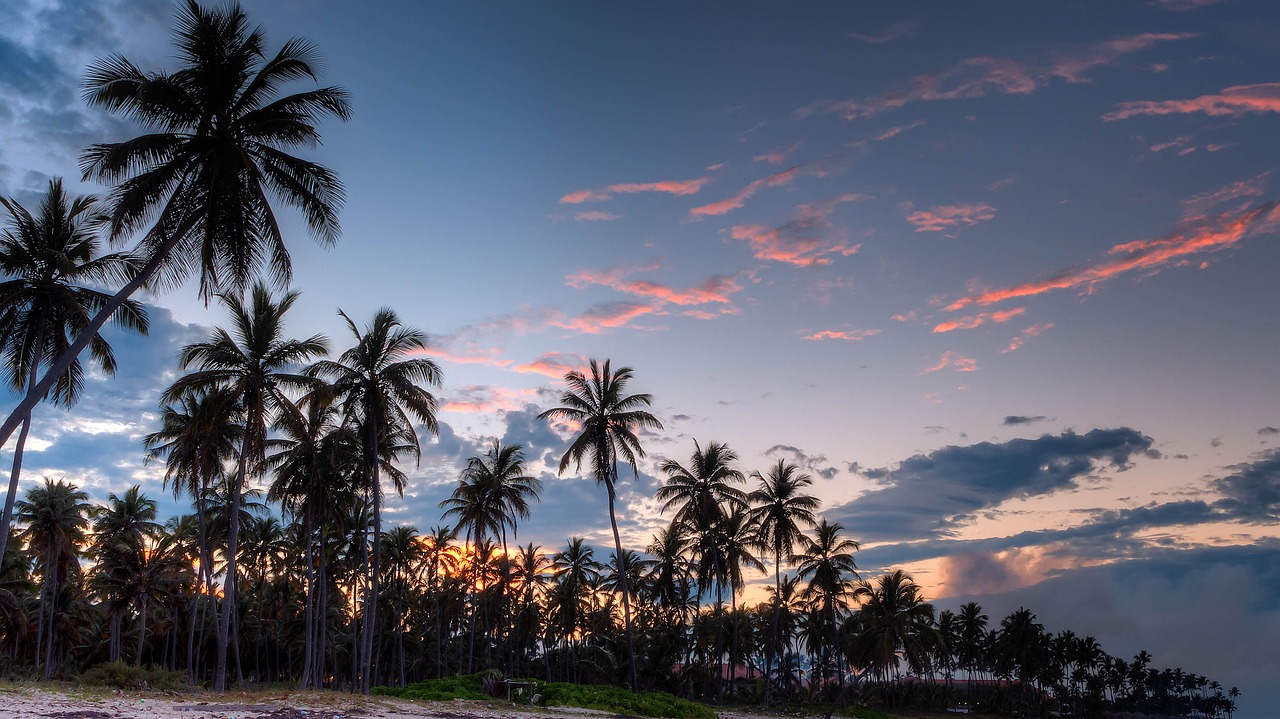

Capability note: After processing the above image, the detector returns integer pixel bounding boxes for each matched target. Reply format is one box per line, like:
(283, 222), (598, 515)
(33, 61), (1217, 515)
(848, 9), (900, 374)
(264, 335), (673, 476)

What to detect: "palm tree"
(794, 519), (859, 689)
(550, 536), (600, 682)
(90, 485), (160, 662)
(308, 308), (440, 694)
(165, 282), (327, 690)
(0, 179), (147, 565)
(747, 459), (820, 702)
(0, 0), (351, 469)
(851, 570), (937, 682)
(539, 359), (662, 691)
(957, 601), (989, 683)
(16, 478), (92, 677)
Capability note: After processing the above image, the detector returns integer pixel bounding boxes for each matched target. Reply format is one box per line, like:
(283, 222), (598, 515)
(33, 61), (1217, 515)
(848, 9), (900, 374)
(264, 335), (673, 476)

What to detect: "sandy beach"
(0, 686), (791, 719)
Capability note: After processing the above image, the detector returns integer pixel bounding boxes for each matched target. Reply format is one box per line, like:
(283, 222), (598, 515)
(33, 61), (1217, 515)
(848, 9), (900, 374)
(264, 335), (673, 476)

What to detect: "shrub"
(79, 661), (187, 691)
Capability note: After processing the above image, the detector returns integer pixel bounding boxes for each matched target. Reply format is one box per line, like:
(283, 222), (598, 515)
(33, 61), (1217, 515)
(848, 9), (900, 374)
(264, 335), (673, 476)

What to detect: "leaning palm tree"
(16, 478), (92, 678)
(0, 179), (147, 565)
(0, 0), (351, 472)
(747, 459), (820, 702)
(308, 308), (440, 694)
(164, 282), (327, 690)
(539, 359), (663, 692)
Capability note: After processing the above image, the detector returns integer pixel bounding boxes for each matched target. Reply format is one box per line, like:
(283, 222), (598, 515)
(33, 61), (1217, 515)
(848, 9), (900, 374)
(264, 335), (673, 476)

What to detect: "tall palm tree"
(308, 308), (440, 694)
(16, 478), (92, 677)
(850, 570), (937, 682)
(0, 179), (147, 564)
(957, 601), (989, 683)
(539, 359), (662, 692)
(794, 519), (859, 689)
(0, 0), (351, 468)
(90, 485), (160, 662)
(747, 459), (820, 702)
(165, 282), (327, 690)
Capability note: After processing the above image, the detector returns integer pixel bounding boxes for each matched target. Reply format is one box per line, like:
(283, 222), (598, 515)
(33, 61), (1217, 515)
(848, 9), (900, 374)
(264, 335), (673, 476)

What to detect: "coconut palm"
(794, 519), (859, 688)
(0, 180), (147, 566)
(307, 307), (440, 694)
(90, 485), (160, 662)
(165, 282), (327, 690)
(0, 0), (351, 467)
(539, 359), (662, 691)
(850, 570), (937, 681)
(16, 478), (92, 677)
(747, 459), (820, 701)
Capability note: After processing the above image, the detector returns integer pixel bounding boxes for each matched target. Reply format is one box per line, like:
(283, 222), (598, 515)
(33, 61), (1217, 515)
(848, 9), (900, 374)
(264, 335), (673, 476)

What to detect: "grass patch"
(376, 673), (716, 719)
(78, 661), (188, 691)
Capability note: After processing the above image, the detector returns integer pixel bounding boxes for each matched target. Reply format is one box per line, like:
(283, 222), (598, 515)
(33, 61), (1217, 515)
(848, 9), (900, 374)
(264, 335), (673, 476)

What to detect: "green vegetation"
(78, 661), (188, 691)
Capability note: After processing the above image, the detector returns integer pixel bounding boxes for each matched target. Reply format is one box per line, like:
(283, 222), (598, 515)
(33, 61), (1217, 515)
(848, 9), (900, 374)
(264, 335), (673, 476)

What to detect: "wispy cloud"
(442, 385), (539, 414)
(754, 141), (803, 165)
(1149, 0), (1229, 11)
(513, 352), (588, 379)
(945, 201), (1278, 311)
(1104, 83), (1280, 121)
(802, 33), (1193, 120)
(559, 176), (710, 204)
(1002, 323), (1054, 353)
(728, 193), (869, 266)
(933, 307), (1025, 333)
(923, 351), (978, 373)
(905, 202), (997, 232)
(574, 210), (621, 222)
(690, 153), (847, 218)
(803, 328), (881, 341)
(549, 302), (657, 334)
(1180, 172), (1270, 218)
(1004, 415), (1049, 426)
(566, 264), (743, 307)
(847, 20), (920, 45)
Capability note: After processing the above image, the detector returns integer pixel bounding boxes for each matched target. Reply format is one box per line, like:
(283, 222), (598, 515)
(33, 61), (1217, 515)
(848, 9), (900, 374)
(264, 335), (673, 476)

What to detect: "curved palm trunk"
(0, 329), (45, 564)
(214, 433), (251, 691)
(605, 475), (639, 693)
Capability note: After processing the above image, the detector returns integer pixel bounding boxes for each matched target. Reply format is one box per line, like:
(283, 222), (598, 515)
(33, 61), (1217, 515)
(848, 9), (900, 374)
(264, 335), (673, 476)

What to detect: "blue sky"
(3, 0), (1279, 713)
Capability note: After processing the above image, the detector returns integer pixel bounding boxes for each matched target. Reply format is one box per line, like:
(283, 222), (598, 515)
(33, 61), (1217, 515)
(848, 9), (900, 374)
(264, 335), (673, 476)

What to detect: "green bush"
(79, 661), (187, 691)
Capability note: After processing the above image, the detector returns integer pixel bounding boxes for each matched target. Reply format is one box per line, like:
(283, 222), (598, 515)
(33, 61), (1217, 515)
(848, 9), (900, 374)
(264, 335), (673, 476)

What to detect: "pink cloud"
(574, 210), (621, 222)
(691, 152), (849, 218)
(1002, 323), (1054, 353)
(945, 201), (1278, 311)
(905, 202), (997, 232)
(848, 20), (919, 45)
(1150, 135), (1192, 153)
(804, 329), (881, 341)
(549, 302), (657, 334)
(1104, 83), (1280, 121)
(566, 264), (743, 307)
(923, 351), (979, 374)
(513, 352), (588, 379)
(1179, 172), (1269, 218)
(754, 141), (803, 165)
(429, 346), (514, 368)
(891, 310), (919, 322)
(559, 176), (710, 204)
(442, 385), (538, 414)
(728, 193), (869, 266)
(933, 307), (1026, 333)
(804, 33), (1191, 120)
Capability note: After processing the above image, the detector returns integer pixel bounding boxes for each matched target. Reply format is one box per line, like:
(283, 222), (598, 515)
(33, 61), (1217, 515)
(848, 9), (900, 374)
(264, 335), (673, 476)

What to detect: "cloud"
(1105, 82), (1280, 120)
(1180, 172), (1270, 218)
(803, 329), (880, 341)
(764, 443), (840, 479)
(1211, 449), (1280, 520)
(905, 202), (997, 232)
(566, 264), (743, 307)
(728, 193), (869, 266)
(1004, 415), (1049, 426)
(1259, 427), (1280, 436)
(803, 33), (1192, 120)
(441, 385), (538, 414)
(945, 201), (1279, 311)
(1002, 322), (1054, 353)
(933, 307), (1025, 333)
(922, 350), (978, 373)
(549, 301), (657, 335)
(754, 141), (803, 165)
(1149, 0), (1230, 12)
(848, 20), (919, 45)
(559, 176), (710, 204)
(690, 153), (848, 218)
(574, 210), (620, 222)
(512, 352), (588, 379)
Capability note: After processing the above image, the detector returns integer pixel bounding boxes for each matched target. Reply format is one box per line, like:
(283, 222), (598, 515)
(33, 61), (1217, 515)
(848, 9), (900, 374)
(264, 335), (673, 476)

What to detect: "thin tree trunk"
(136, 593), (149, 665)
(214, 432), (251, 690)
(359, 420), (381, 694)
(0, 330), (44, 564)
(604, 475), (638, 693)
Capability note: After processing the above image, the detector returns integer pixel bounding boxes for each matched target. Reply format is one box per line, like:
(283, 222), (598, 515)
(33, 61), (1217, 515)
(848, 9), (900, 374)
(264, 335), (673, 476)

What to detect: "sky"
(2, 0), (1279, 713)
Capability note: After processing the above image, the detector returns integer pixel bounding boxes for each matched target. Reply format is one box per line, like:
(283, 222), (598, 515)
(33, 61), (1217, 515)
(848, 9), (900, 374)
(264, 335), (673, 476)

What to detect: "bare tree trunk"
(214, 434), (251, 690)
(604, 475), (638, 693)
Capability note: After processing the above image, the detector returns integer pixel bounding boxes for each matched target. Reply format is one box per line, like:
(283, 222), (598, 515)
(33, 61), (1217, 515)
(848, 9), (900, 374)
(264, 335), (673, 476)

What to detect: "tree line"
(0, 2), (1239, 717)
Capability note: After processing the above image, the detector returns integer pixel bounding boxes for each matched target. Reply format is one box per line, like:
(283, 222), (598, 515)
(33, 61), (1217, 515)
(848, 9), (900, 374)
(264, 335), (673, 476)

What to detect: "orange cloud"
(804, 329), (881, 341)
(945, 202), (1278, 311)
(566, 265), (743, 307)
(754, 141), (803, 165)
(933, 307), (1026, 333)
(443, 385), (538, 414)
(803, 33), (1191, 120)
(1104, 83), (1280, 120)
(559, 176), (710, 204)
(923, 351), (978, 374)
(1002, 323), (1054, 353)
(1180, 173), (1270, 219)
(905, 202), (997, 232)
(728, 193), (868, 266)
(429, 346), (514, 368)
(513, 352), (588, 379)
(575, 210), (621, 222)
(549, 302), (657, 335)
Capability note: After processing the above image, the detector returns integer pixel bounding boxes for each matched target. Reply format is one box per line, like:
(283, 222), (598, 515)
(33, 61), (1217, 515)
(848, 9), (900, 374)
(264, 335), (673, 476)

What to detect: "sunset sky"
(2, 0), (1279, 714)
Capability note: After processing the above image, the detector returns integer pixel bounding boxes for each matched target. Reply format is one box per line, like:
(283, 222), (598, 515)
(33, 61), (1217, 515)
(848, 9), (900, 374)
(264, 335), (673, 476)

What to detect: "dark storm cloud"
(826, 428), (1154, 543)
(1003, 415), (1048, 425)
(1212, 449), (1280, 520)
